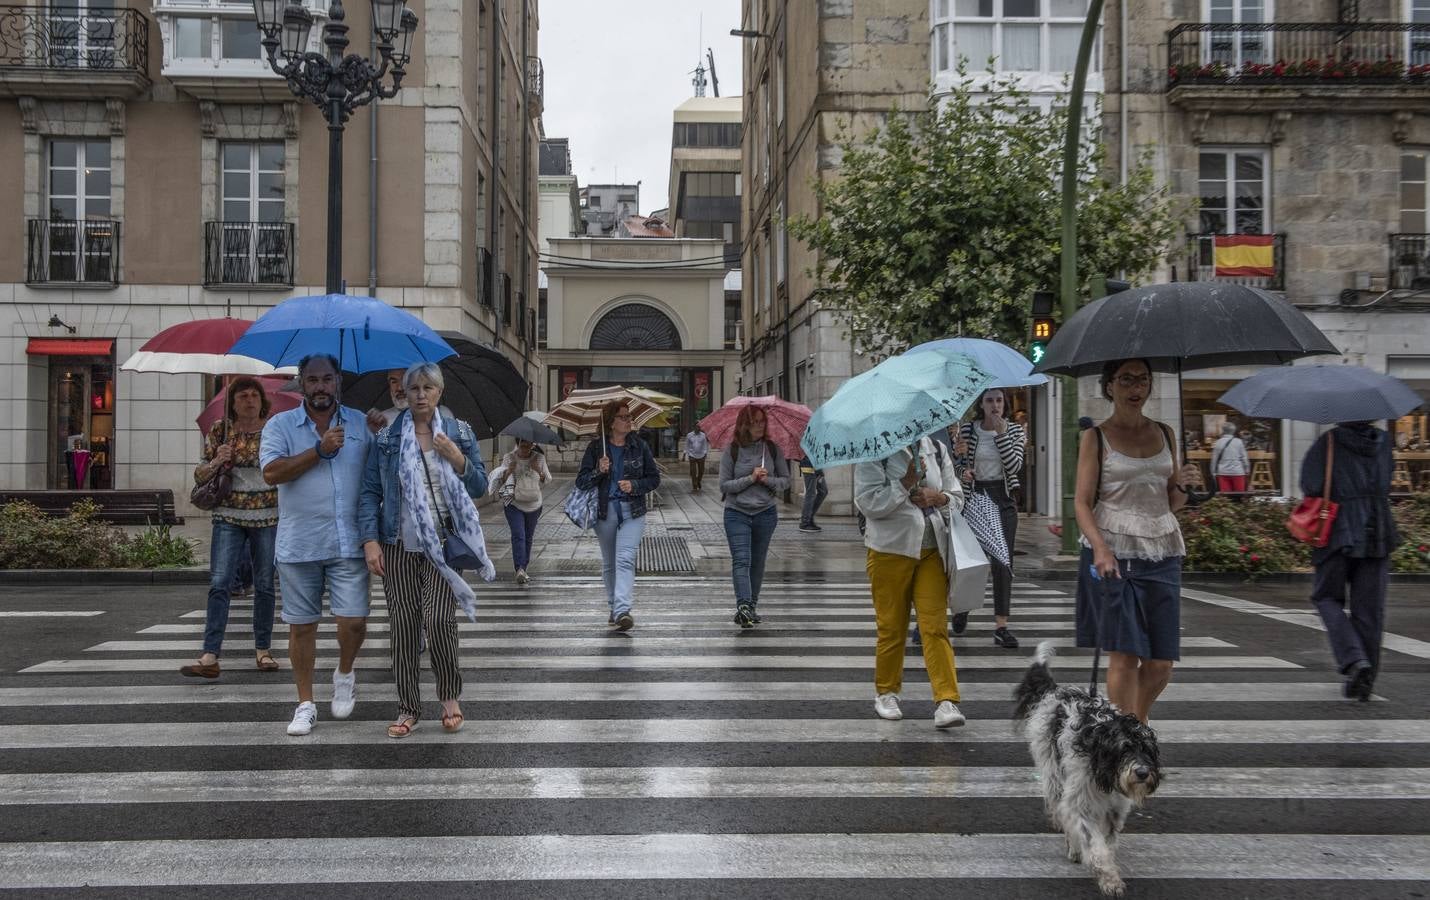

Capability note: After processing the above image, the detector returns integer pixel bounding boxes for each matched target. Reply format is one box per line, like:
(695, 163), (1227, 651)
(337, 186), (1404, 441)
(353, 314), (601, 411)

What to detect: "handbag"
(418, 444), (484, 571)
(962, 489), (1010, 567)
(498, 476), (517, 508)
(190, 421), (233, 511)
(563, 484), (599, 530)
(944, 506), (991, 615)
(1287, 434), (1339, 548)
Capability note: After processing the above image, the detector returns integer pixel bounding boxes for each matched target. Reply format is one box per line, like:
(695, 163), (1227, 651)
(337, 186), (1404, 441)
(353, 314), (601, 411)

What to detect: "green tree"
(788, 70), (1182, 356)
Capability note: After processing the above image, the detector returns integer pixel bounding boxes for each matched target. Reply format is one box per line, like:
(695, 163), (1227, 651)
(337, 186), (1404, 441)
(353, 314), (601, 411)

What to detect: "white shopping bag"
(945, 507), (990, 615)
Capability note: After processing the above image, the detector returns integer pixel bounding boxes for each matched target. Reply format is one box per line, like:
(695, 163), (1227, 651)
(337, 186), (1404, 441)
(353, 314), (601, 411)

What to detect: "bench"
(0, 490), (184, 526)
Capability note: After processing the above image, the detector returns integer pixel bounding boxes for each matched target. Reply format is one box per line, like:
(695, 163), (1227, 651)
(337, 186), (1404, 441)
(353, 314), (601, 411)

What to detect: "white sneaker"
(331, 669), (356, 720)
(515, 569), (530, 586)
(934, 700), (966, 729)
(874, 692), (902, 721)
(286, 700), (317, 736)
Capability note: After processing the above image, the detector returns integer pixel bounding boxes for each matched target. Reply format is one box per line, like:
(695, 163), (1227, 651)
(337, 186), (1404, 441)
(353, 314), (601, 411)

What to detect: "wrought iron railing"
(204, 221), (295, 287)
(1391, 233), (1430, 289)
(1185, 232), (1286, 291)
(501, 272), (512, 326)
(1168, 23), (1430, 86)
(0, 6), (148, 73)
(26, 218), (120, 285)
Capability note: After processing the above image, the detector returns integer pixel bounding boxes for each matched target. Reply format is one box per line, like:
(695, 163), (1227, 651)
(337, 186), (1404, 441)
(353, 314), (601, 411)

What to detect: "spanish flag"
(1214, 234), (1276, 277)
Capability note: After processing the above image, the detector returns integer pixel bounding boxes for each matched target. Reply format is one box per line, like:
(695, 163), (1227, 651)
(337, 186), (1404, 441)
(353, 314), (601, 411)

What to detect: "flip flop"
(179, 662), (220, 679)
(255, 652), (280, 672)
(441, 711), (464, 733)
(387, 716), (419, 739)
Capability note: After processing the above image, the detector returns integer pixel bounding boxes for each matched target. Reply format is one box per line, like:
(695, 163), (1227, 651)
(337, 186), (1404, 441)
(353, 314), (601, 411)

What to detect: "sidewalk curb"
(0, 568), (211, 586)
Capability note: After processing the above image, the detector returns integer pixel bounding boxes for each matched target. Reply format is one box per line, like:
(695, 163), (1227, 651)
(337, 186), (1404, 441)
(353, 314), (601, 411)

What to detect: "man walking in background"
(684, 422), (710, 493)
(798, 454), (828, 533)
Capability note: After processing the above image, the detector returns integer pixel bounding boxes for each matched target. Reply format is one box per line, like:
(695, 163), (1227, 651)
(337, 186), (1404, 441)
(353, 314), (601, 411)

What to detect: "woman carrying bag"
(492, 439), (551, 586)
(854, 436), (968, 729)
(952, 388), (1026, 648)
(1300, 422), (1399, 701)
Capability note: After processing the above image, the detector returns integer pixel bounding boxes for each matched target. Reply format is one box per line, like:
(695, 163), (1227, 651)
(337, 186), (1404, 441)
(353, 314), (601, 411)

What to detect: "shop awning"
(26, 338), (115, 356)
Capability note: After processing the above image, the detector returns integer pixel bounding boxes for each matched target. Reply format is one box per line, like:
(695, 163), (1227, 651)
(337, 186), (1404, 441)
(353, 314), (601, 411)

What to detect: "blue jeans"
(205, 520), (277, 656)
(594, 501), (645, 617)
(503, 504), (542, 571)
(724, 505), (778, 606)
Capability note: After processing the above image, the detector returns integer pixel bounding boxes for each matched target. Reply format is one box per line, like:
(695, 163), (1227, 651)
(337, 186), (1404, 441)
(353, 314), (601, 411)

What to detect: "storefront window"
(47, 356), (115, 489)
(1391, 390), (1430, 494)
(1181, 379), (1281, 494)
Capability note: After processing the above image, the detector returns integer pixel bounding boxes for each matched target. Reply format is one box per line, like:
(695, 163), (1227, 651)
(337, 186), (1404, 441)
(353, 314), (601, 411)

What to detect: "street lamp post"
(251, 0), (418, 294)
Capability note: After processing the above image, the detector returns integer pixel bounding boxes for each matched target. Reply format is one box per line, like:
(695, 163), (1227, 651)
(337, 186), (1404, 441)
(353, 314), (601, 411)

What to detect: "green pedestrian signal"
(1029, 341), (1047, 364)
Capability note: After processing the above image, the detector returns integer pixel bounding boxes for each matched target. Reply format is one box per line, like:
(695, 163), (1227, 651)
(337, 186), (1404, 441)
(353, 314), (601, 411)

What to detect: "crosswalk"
(1, 575), (1426, 893)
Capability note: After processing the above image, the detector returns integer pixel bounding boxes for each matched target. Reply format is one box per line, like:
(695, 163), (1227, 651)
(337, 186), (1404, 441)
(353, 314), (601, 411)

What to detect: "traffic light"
(1028, 290), (1056, 364)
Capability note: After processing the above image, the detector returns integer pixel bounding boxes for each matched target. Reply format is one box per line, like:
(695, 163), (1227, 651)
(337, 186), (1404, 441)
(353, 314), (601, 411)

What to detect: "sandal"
(441, 710), (465, 733)
(179, 661), (220, 679)
(255, 652), (280, 672)
(386, 716), (419, 739)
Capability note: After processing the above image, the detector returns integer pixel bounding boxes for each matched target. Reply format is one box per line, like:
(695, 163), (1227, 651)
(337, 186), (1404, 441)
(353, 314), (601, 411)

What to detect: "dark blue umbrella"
(229, 293), (456, 374)
(1219, 365), (1423, 425)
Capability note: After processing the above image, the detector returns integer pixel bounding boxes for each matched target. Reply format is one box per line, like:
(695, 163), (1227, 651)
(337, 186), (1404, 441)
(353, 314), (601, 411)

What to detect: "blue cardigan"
(574, 433), (660, 521)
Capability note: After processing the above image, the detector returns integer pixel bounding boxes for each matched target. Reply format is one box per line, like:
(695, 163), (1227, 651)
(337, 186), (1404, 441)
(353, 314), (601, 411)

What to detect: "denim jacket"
(357, 409), (488, 547)
(574, 433), (660, 520)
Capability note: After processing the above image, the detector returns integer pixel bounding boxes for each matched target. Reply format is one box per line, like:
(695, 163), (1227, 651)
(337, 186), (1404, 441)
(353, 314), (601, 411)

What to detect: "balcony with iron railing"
(526, 55), (543, 116)
(0, 6), (149, 98)
(1167, 23), (1430, 108)
(203, 221), (295, 288)
(26, 218), (121, 287)
(501, 273), (513, 326)
(1185, 232), (1286, 292)
(1391, 233), (1430, 290)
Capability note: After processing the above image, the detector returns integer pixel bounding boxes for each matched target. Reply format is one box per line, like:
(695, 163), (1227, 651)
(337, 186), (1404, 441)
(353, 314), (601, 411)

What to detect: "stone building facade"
(0, 0), (543, 506)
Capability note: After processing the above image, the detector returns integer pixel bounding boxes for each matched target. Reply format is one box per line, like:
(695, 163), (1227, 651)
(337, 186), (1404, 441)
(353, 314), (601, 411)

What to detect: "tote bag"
(945, 507), (991, 615)
(563, 484), (599, 530)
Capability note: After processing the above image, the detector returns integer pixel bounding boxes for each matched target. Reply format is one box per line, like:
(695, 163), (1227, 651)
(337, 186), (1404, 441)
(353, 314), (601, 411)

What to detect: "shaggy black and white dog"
(1014, 642), (1163, 898)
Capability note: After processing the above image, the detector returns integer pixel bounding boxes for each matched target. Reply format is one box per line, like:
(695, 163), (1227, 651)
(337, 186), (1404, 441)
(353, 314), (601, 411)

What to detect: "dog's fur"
(1014, 642), (1163, 897)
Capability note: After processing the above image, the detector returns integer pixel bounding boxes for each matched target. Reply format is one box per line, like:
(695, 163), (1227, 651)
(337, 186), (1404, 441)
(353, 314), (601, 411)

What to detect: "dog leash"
(1086, 562), (1119, 698)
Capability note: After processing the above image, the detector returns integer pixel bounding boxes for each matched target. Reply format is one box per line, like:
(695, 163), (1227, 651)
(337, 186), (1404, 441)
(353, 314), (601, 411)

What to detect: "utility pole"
(1057, 0), (1105, 553)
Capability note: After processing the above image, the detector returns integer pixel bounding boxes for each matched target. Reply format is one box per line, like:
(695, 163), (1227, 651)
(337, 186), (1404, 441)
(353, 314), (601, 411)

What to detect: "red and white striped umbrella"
(542, 386), (665, 437)
(121, 317), (295, 376)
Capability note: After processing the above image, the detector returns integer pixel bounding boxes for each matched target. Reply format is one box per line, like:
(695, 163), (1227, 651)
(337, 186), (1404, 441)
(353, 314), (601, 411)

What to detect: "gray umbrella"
(1032, 283), (1339, 377)
(1218, 365), (1424, 424)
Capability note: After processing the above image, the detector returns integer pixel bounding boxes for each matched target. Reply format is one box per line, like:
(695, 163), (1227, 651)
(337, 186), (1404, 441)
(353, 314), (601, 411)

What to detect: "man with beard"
(261, 354), (374, 736)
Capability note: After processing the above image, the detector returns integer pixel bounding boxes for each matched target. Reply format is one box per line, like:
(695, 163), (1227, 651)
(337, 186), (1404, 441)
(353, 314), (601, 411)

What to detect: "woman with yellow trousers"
(855, 435), (967, 728)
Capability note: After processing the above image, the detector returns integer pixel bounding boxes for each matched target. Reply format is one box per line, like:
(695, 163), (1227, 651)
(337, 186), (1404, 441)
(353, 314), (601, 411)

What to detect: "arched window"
(589, 303), (682, 351)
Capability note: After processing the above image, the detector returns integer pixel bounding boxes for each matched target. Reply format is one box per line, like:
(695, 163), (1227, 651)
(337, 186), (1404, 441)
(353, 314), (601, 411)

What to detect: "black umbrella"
(1031, 283), (1339, 377)
(501, 413), (563, 445)
(342, 331), (527, 439)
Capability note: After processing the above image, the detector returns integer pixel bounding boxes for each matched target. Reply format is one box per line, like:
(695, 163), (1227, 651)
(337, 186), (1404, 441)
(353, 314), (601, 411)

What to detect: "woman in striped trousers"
(357, 363), (491, 738)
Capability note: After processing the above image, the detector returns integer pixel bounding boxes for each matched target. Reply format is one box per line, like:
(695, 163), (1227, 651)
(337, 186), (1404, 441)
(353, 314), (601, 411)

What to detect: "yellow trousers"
(866, 547), (961, 703)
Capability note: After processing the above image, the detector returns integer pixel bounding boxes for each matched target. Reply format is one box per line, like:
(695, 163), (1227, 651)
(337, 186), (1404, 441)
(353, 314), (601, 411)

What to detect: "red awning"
(26, 338), (115, 357)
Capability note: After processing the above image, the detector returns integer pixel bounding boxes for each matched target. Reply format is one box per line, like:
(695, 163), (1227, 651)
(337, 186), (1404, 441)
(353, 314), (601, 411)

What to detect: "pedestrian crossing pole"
(1057, 0), (1106, 555)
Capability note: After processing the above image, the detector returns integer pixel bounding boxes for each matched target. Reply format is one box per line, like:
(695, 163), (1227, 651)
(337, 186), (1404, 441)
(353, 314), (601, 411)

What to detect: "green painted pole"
(1058, 0), (1106, 555)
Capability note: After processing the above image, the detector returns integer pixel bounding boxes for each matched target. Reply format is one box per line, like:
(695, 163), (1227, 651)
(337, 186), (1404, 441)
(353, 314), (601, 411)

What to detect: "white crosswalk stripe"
(2, 575), (1423, 894)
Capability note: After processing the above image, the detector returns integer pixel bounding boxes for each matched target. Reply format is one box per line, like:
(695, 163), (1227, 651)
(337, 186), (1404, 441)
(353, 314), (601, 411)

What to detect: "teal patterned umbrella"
(800, 349), (995, 468)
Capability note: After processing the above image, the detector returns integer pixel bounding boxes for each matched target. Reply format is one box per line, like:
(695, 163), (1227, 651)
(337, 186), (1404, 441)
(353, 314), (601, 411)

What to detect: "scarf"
(397, 409), (496, 621)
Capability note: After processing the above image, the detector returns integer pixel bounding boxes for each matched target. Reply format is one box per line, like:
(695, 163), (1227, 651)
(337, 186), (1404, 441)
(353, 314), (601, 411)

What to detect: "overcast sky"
(539, 0), (745, 214)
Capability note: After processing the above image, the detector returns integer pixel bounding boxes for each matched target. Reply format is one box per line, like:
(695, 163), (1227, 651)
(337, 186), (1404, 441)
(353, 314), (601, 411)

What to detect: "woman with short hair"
(720, 405), (790, 627)
(1074, 358), (1199, 724)
(358, 362), (492, 738)
(575, 400), (661, 631)
(492, 439), (552, 585)
(181, 377), (279, 679)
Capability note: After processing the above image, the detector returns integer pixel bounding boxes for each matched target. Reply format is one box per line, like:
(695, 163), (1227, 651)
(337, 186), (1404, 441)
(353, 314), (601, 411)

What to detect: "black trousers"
(974, 480), (1018, 618)
(1310, 552), (1389, 675)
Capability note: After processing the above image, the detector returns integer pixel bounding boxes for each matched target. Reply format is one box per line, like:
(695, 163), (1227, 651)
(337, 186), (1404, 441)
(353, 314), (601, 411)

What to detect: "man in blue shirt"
(261, 354), (373, 736)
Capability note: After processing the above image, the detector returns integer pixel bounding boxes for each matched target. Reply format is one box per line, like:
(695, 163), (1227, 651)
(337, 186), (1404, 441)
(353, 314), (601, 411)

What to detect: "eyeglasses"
(1114, 374), (1152, 388)
(613, 413), (633, 421)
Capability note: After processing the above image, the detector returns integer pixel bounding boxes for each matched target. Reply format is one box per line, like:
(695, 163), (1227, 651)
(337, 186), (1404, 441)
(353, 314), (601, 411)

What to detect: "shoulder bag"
(190, 421), (234, 511)
(1287, 434), (1338, 548)
(419, 444), (483, 570)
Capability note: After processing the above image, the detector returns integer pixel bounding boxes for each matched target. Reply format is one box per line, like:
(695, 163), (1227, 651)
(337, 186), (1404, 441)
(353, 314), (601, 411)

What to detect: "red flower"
(1239, 545), (1250, 553)
(1249, 554), (1262, 563)
(1419, 544), (1428, 553)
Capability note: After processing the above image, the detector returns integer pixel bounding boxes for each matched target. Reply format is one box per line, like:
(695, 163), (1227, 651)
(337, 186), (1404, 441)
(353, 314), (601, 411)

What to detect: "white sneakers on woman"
(874, 693), (903, 720)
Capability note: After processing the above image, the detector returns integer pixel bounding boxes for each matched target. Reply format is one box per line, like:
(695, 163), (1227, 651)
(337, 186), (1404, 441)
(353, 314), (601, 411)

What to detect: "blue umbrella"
(228, 293), (456, 374)
(800, 349), (996, 468)
(1219, 364), (1424, 425)
(906, 337), (1048, 388)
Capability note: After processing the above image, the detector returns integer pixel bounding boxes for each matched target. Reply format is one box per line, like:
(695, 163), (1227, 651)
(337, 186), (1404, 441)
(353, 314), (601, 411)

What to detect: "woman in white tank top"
(1073, 358), (1200, 724)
